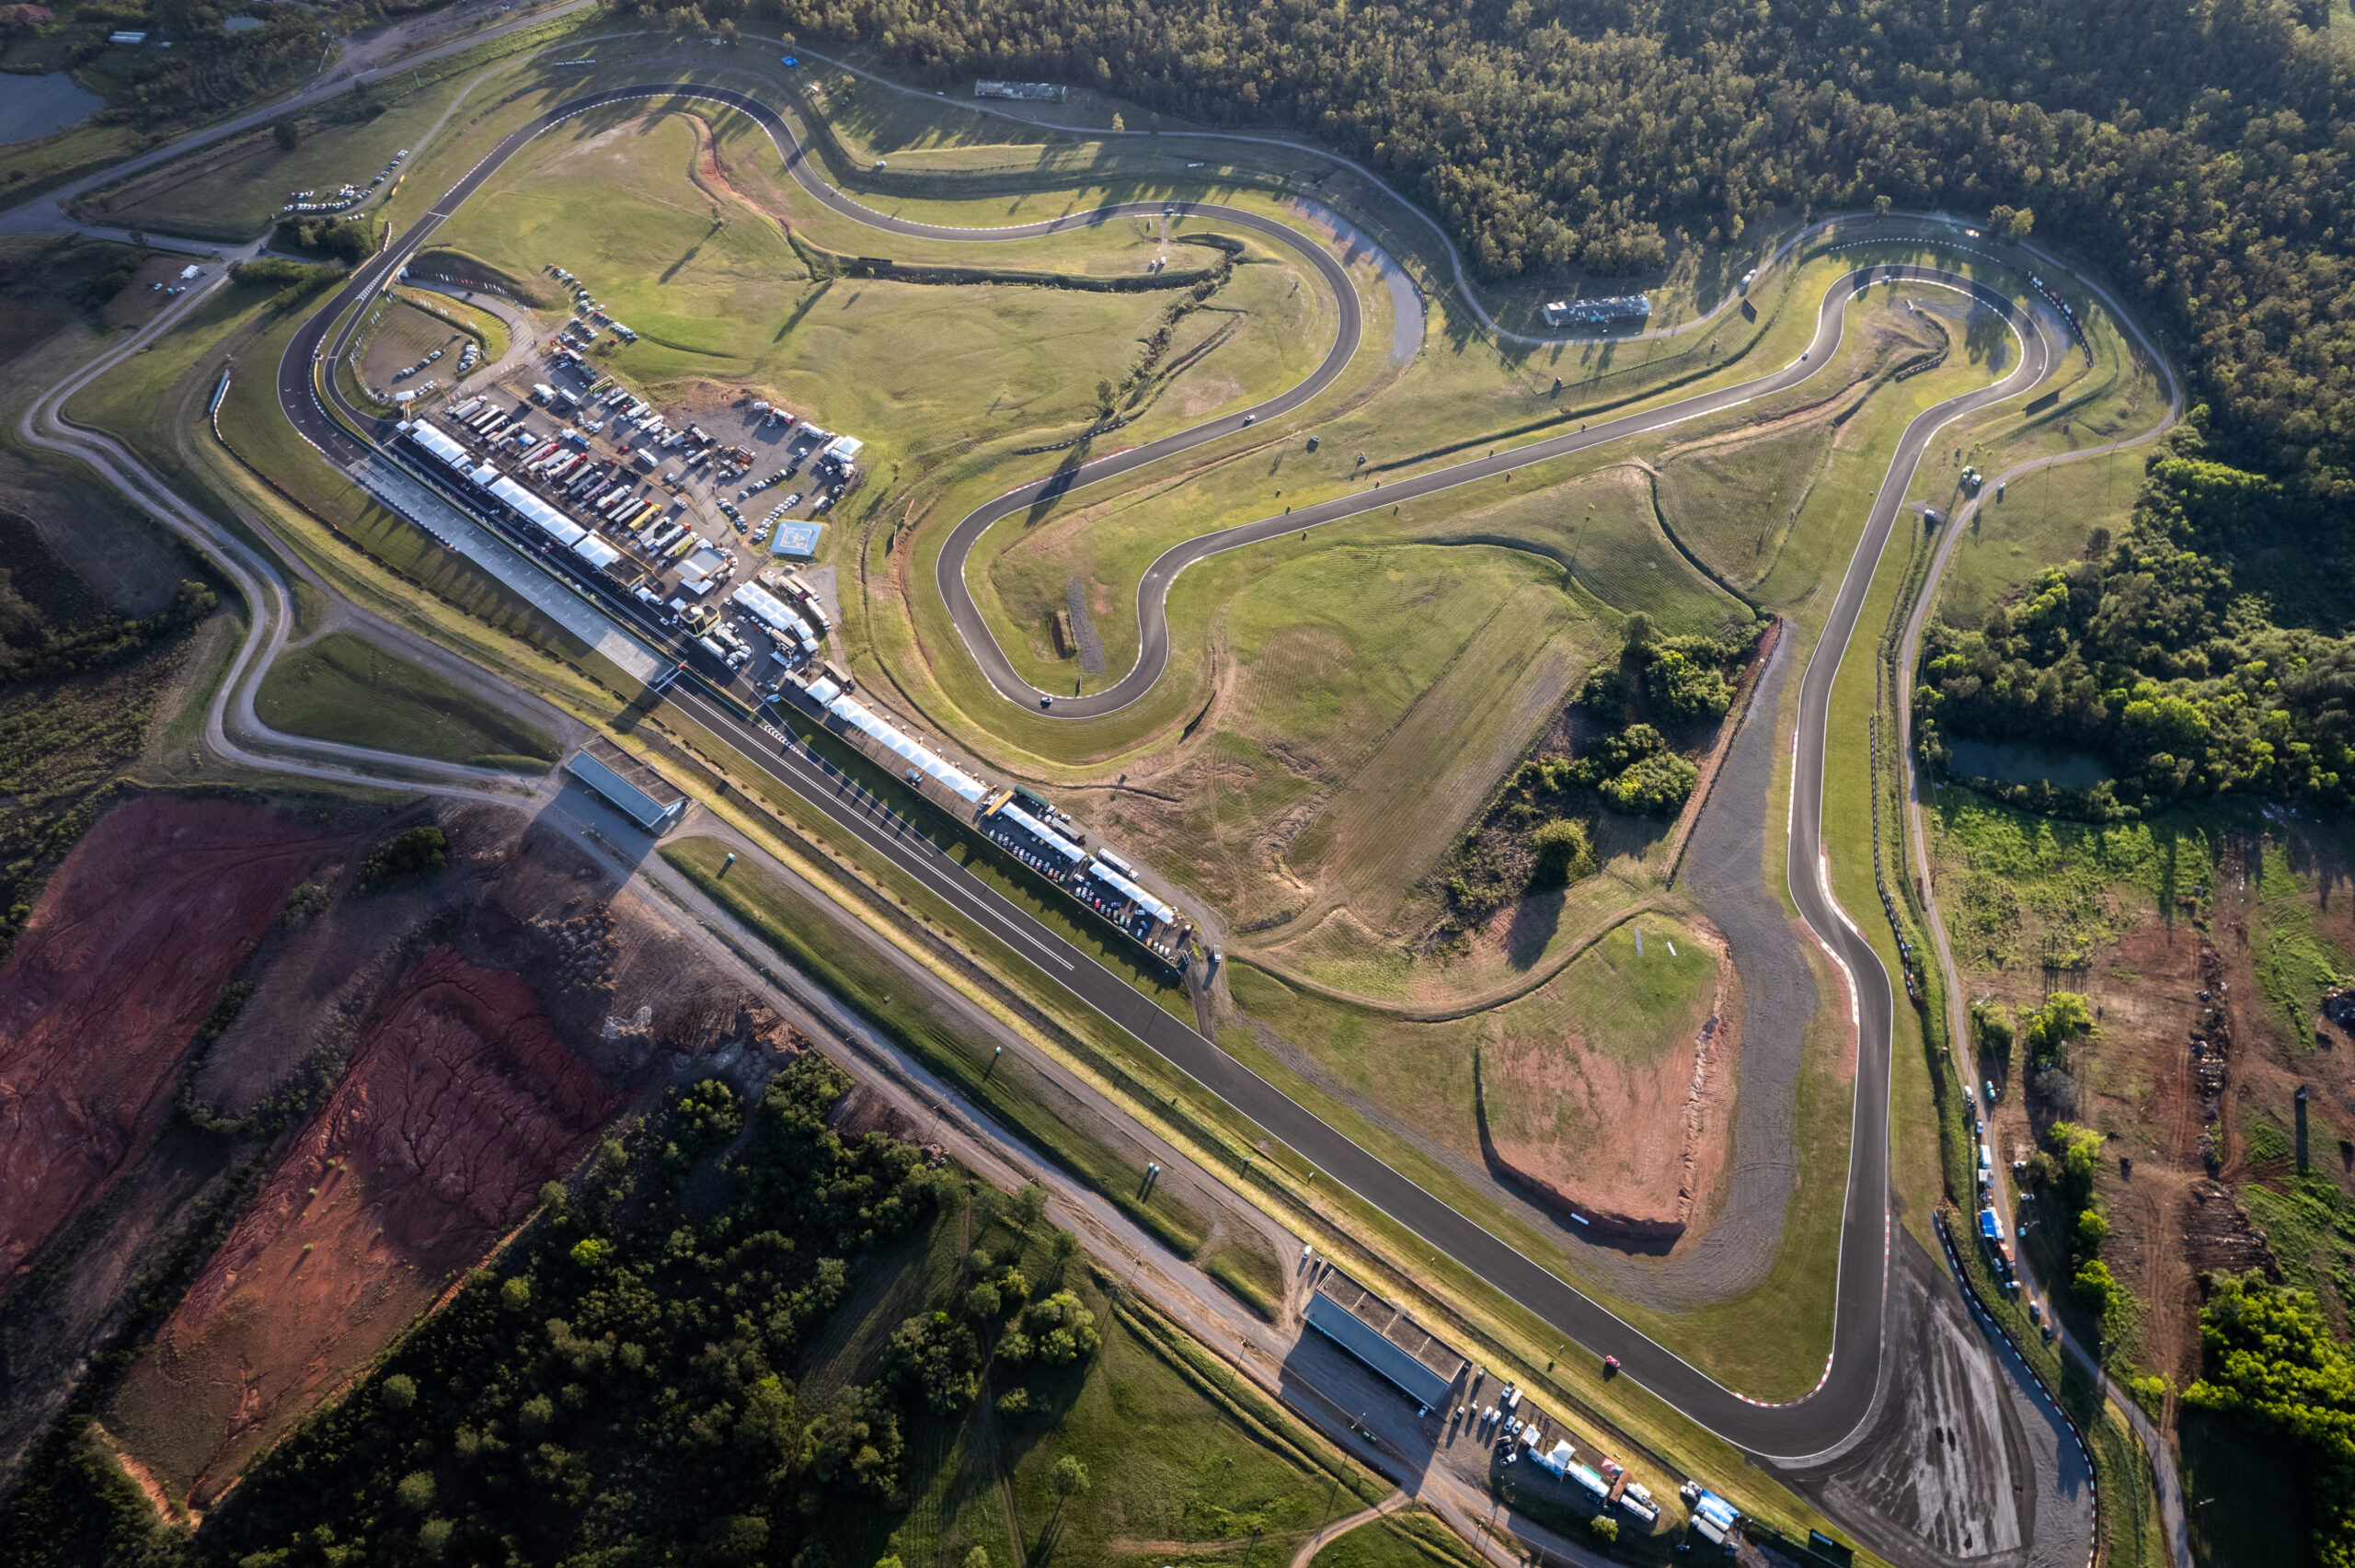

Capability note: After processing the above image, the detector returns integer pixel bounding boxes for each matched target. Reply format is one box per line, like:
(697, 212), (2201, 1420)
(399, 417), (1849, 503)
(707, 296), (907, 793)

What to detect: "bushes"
(271, 215), (374, 267)
(1645, 647), (1734, 725)
(2186, 1274), (2355, 1568)
(358, 824), (446, 889)
(1601, 750), (1699, 816)
(1528, 818), (1593, 889)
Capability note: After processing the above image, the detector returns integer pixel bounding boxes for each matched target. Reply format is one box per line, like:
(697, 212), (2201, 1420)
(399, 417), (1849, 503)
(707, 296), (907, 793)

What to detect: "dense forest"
(718, 0), (2355, 496)
(0, 1059), (1040, 1568)
(1914, 413), (2355, 815)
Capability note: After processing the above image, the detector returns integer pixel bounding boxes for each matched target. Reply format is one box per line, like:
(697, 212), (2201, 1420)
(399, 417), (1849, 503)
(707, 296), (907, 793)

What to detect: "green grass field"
(1307, 1507), (1482, 1568)
(253, 631), (557, 768)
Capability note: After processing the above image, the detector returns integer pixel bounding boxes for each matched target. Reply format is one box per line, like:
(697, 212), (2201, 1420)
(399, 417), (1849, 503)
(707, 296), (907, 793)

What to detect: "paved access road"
(274, 76), (2067, 1460)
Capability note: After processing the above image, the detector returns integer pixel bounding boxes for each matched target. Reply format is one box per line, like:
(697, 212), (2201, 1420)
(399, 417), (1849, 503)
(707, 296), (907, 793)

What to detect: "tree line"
(1915, 413), (2355, 817)
(0, 1060), (960, 1568)
(698, 0), (2355, 496)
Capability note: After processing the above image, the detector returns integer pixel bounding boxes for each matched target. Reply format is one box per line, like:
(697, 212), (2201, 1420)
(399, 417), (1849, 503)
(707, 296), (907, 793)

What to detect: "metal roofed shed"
(1303, 1273), (1464, 1412)
(565, 738), (686, 833)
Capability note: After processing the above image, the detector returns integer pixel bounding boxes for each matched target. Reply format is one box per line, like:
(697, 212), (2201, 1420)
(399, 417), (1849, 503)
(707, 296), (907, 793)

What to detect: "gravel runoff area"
(1580, 631), (1819, 1310)
(1771, 1239), (2095, 1568)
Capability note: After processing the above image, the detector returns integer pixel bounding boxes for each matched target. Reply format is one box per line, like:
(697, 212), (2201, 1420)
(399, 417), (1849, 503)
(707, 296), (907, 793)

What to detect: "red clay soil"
(111, 944), (618, 1505)
(1477, 929), (1739, 1242)
(0, 796), (342, 1294)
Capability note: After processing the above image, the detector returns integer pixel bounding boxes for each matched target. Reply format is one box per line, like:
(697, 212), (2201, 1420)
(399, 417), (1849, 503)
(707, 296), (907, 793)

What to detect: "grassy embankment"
(254, 629), (557, 770)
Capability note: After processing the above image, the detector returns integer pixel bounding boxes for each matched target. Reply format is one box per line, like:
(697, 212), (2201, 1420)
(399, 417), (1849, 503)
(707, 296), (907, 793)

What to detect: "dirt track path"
(1288, 1488), (1409, 1568)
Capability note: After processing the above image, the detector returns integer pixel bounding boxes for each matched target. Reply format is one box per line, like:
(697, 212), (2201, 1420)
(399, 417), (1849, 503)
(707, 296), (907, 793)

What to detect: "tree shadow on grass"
(775, 277), (830, 339)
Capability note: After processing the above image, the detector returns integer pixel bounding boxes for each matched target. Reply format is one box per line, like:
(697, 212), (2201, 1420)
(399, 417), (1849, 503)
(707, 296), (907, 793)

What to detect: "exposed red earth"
(0, 796), (344, 1293)
(111, 944), (619, 1504)
(1478, 926), (1740, 1242)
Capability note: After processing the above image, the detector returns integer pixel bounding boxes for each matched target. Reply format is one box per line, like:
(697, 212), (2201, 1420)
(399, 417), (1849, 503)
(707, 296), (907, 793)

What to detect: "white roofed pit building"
(975, 81), (1064, 101)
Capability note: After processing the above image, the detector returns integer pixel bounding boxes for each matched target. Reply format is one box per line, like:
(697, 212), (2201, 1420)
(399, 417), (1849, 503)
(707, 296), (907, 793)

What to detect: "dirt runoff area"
(0, 795), (354, 1293)
(1476, 915), (1737, 1242)
(23, 795), (804, 1513)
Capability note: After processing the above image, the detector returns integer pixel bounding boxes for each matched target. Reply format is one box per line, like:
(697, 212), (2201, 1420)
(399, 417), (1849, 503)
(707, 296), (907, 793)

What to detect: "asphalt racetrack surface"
(277, 78), (2058, 1459)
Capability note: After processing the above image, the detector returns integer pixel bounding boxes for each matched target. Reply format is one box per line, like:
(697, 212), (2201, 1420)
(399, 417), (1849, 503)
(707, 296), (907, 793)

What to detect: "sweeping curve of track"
(275, 78), (2067, 1460)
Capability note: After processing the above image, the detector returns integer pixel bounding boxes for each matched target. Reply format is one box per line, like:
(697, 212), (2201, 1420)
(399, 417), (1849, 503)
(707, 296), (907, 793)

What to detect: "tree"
(1588, 1515), (1618, 1543)
(2185, 1275), (2355, 1568)
(963, 1550), (992, 1568)
(882, 1311), (981, 1413)
(1528, 818), (1592, 889)
(1646, 647), (1733, 724)
(2023, 993), (2095, 1066)
(1619, 612), (1653, 654)
(1602, 751), (1698, 816)
(396, 1471), (435, 1511)
(1050, 1455), (1090, 1505)
(272, 117), (300, 152)
(381, 1373), (418, 1411)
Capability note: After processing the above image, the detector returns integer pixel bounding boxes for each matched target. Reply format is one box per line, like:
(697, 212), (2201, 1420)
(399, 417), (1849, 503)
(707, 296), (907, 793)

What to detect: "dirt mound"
(0, 795), (343, 1292)
(111, 944), (618, 1504)
(1476, 921), (1737, 1242)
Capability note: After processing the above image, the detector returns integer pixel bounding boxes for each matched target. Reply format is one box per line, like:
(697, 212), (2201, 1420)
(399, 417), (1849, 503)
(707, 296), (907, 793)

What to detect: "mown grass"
(253, 630), (557, 768)
(85, 89), (462, 238)
(424, 104), (1320, 489)
(1216, 948), (1855, 1398)
(1934, 454), (2135, 627)
(662, 835), (1211, 1257)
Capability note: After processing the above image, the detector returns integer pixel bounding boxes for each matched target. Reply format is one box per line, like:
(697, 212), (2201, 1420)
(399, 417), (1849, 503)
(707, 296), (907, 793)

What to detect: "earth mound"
(1475, 917), (1736, 1242)
(112, 944), (618, 1504)
(0, 795), (343, 1292)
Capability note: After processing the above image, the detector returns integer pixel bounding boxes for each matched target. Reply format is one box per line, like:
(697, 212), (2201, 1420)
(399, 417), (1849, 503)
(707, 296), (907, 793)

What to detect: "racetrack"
(272, 74), (2073, 1462)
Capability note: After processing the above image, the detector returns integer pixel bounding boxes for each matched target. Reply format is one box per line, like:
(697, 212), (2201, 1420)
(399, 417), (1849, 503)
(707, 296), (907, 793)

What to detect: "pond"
(1945, 736), (2111, 790)
(0, 73), (104, 147)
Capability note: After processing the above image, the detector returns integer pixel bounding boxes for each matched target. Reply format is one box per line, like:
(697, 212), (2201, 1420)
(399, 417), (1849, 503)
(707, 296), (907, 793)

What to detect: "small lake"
(1946, 737), (2111, 790)
(0, 73), (104, 147)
